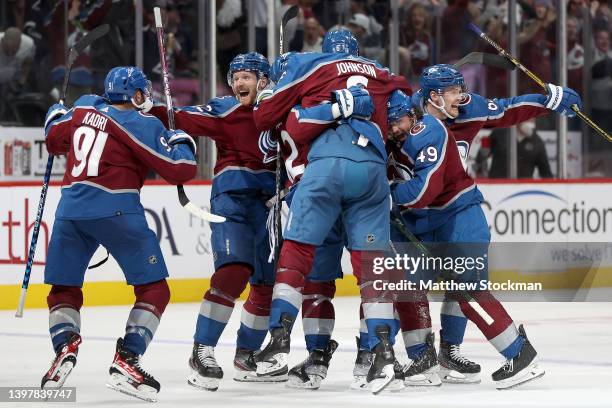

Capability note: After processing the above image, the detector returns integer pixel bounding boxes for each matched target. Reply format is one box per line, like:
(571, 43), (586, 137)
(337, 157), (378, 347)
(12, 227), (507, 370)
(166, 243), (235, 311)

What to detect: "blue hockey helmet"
(419, 64), (466, 101)
(387, 90), (415, 124)
(269, 52), (295, 84)
(322, 29), (359, 56)
(103, 66), (152, 103)
(227, 52), (270, 86)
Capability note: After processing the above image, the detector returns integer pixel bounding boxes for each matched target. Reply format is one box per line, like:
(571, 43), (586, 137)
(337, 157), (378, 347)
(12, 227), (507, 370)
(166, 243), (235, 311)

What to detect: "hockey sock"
(440, 295), (469, 345)
(358, 302), (369, 349)
(396, 291), (432, 360)
(301, 280), (336, 352)
(236, 284), (272, 350)
(123, 279), (170, 355)
(47, 285), (83, 352)
(455, 290), (524, 359)
(354, 250), (398, 349)
(194, 263), (252, 346)
(269, 240), (316, 331)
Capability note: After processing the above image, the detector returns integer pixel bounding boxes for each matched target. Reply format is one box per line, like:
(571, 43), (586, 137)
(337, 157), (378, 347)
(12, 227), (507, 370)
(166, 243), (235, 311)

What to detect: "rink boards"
(1, 179), (612, 309)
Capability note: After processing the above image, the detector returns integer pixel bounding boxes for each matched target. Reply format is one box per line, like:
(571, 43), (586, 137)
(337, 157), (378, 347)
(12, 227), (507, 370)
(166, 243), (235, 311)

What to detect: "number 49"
(71, 125), (108, 177)
(417, 146), (438, 163)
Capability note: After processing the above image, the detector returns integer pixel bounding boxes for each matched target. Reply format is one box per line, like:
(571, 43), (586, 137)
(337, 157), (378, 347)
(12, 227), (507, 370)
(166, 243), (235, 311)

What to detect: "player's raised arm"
(44, 103), (72, 155)
(102, 67), (197, 185)
(253, 52), (306, 131)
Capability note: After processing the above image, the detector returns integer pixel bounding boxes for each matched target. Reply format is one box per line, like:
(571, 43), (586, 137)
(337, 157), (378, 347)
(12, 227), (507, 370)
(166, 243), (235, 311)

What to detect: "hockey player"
(267, 64), (373, 389)
(41, 66), (197, 402)
(404, 64), (582, 385)
(149, 52), (282, 390)
(253, 29), (411, 394)
(386, 66), (584, 387)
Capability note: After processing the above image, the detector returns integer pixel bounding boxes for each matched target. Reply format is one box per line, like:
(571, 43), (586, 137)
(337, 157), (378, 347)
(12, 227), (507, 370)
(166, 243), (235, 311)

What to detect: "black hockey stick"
(153, 8), (225, 223)
(272, 5), (299, 264)
(453, 51), (516, 71)
(468, 22), (611, 142)
(16, 24), (110, 318)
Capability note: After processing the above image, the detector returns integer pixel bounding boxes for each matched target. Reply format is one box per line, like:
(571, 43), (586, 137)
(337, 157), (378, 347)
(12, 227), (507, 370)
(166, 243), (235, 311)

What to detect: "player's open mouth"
(238, 91), (250, 98)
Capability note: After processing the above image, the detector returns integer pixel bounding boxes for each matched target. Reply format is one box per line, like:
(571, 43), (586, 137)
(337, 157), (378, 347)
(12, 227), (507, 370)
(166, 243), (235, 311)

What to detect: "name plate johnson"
(0, 387), (76, 402)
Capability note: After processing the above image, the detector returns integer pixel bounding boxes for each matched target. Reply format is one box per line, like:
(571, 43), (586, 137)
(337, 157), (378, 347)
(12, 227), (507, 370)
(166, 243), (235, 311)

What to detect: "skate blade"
(286, 374), (322, 390)
(42, 361), (75, 389)
(349, 376), (404, 393)
(371, 364), (396, 395)
(349, 376), (368, 391)
(234, 369), (288, 383)
(439, 366), (481, 384)
(256, 353), (288, 376)
(187, 370), (220, 391)
(106, 373), (158, 402)
(405, 366), (442, 388)
(495, 362), (545, 390)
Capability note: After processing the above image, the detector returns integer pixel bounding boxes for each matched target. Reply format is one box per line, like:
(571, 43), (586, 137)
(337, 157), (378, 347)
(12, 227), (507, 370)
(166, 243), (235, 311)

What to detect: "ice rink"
(2, 298), (611, 408)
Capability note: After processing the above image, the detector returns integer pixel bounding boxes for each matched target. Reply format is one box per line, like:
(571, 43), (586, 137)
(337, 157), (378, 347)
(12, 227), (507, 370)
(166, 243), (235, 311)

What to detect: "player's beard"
(234, 86), (257, 106)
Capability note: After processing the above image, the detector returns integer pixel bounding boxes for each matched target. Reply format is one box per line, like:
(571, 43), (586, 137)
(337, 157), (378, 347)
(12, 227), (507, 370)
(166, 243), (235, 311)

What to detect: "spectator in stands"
(81, 0), (135, 94)
(567, 16), (584, 96)
(590, 28), (612, 154)
(591, 0), (610, 32)
(398, 2), (432, 84)
(488, 119), (553, 179)
(0, 27), (35, 121)
(347, 12), (384, 61)
(289, 16), (324, 52)
(518, 0), (556, 94)
(217, 0), (246, 76)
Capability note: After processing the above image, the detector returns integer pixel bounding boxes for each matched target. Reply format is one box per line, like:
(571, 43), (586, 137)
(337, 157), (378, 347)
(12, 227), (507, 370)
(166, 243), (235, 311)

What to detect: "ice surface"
(2, 298), (611, 408)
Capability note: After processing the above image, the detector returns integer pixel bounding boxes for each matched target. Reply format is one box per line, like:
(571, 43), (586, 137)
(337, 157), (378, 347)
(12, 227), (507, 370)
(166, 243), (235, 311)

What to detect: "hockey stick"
(153, 8), (225, 223)
(15, 24), (110, 318)
(468, 22), (612, 142)
(271, 5), (300, 264)
(453, 51), (516, 71)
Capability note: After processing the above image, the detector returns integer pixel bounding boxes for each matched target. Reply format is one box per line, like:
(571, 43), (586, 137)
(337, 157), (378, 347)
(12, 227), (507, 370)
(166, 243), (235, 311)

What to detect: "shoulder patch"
(458, 93), (472, 106)
(410, 122), (426, 136)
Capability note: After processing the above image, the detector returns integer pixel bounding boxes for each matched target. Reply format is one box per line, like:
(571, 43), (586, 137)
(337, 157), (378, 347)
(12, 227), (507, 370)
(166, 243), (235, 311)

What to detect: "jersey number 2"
(71, 126), (108, 177)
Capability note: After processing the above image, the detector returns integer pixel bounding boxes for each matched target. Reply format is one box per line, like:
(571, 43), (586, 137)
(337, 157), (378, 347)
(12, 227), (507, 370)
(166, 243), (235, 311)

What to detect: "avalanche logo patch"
(148, 255), (157, 265)
(259, 130), (278, 163)
(410, 123), (426, 136)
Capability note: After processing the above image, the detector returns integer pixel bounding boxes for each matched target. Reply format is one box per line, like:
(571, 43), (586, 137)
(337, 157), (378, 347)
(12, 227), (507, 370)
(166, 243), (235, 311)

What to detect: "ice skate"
(187, 343), (223, 391)
(41, 333), (82, 389)
(404, 333), (442, 387)
(106, 338), (160, 402)
(287, 339), (338, 389)
(234, 347), (287, 382)
(365, 325), (397, 395)
(438, 338), (481, 384)
(349, 337), (373, 390)
(492, 325), (545, 390)
(255, 313), (294, 377)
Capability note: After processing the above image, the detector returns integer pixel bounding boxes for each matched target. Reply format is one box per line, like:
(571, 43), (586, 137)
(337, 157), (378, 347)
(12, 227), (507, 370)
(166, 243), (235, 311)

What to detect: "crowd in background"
(0, 0), (610, 177)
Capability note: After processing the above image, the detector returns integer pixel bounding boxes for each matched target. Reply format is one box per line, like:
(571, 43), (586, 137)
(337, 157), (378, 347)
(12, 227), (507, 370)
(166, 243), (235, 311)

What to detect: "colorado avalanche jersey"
(45, 95), (197, 220)
(448, 92), (549, 155)
(151, 96), (276, 198)
(390, 114), (483, 235)
(254, 52), (411, 154)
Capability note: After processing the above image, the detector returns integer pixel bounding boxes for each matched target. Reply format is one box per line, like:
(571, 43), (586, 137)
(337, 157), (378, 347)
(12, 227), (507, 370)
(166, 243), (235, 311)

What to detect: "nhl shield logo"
(259, 130), (278, 163)
(148, 255), (158, 265)
(366, 234), (375, 243)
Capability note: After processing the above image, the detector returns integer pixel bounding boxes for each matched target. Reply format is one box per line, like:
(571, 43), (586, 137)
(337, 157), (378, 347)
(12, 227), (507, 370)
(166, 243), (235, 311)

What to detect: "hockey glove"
(167, 129), (197, 155)
(545, 83), (583, 117)
(332, 86), (374, 119)
(44, 103), (68, 132)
